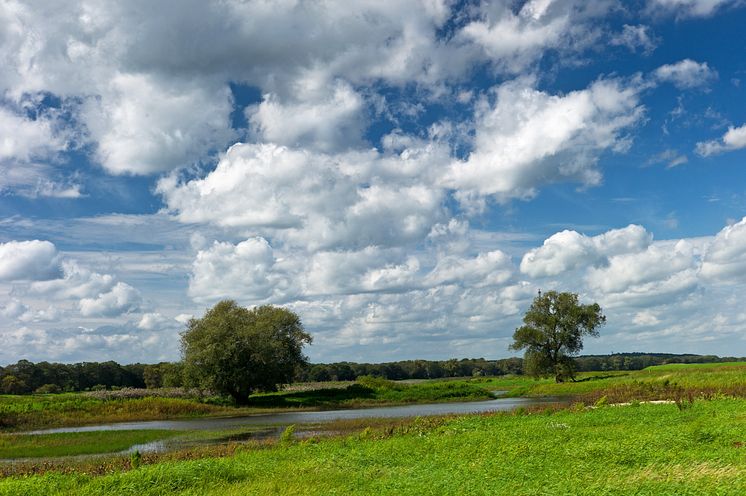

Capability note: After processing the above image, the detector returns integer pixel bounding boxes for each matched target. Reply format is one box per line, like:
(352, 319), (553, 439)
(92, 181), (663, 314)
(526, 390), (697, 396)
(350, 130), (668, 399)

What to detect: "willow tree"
(510, 291), (605, 383)
(181, 300), (312, 403)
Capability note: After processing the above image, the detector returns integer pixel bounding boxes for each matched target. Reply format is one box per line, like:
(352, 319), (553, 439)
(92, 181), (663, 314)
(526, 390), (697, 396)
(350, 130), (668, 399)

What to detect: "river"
(26, 395), (562, 435)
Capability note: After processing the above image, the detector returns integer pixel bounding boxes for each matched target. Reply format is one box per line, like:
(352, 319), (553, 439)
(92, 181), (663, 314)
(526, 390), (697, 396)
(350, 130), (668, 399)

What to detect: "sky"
(2, 0), (746, 365)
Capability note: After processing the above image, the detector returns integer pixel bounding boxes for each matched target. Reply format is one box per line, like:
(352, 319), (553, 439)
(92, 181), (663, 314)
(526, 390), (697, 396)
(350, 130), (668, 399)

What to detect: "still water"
(27, 395), (561, 435)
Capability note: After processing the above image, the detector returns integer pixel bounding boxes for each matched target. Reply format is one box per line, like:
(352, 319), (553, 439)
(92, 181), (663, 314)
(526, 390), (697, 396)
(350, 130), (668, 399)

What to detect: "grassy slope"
(2, 398), (744, 495)
(483, 361), (746, 400)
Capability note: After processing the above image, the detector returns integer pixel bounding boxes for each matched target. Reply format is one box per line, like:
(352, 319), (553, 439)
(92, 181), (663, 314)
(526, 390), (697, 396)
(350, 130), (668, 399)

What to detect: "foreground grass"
(1, 398), (744, 495)
(0, 430), (182, 459)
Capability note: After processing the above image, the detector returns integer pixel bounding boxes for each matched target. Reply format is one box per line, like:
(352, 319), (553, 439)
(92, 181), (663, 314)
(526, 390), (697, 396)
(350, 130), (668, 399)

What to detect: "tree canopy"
(510, 290), (605, 383)
(181, 300), (312, 403)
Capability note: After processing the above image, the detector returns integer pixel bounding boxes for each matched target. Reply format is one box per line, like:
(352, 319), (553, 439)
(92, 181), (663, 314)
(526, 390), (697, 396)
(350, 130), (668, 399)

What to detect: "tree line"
(0, 352), (737, 395)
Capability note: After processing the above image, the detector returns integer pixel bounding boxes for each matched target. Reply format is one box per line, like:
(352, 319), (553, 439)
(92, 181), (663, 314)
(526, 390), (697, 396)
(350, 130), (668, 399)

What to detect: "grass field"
(1, 398), (743, 495)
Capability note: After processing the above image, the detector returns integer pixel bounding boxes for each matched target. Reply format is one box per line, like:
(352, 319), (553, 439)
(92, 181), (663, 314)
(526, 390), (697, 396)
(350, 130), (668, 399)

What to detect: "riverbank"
(2, 362), (744, 433)
(2, 398), (744, 495)
(0, 379), (493, 432)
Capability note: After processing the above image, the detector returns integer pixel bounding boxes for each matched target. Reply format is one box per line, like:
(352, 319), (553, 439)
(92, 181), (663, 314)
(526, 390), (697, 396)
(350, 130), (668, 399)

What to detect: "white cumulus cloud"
(0, 240), (61, 281)
(700, 217), (746, 283)
(696, 124), (746, 156)
(654, 59), (717, 89)
(79, 281), (142, 317)
(444, 78), (644, 201)
(520, 225), (652, 277)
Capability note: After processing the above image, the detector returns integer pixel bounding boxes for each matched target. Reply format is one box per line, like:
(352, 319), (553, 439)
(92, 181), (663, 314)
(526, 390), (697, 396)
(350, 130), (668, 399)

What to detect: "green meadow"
(1, 398), (744, 495)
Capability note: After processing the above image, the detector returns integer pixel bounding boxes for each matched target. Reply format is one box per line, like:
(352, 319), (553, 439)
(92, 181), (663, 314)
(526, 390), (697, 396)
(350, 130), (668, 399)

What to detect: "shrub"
(356, 375), (401, 390)
(35, 384), (62, 394)
(280, 425), (296, 445)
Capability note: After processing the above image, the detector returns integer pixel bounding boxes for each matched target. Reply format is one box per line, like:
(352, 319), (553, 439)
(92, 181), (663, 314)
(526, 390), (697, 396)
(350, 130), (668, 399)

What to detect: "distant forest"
(0, 353), (741, 395)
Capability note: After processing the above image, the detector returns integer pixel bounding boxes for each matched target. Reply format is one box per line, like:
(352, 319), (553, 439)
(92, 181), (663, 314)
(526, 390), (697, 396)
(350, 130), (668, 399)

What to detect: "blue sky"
(2, 0), (746, 364)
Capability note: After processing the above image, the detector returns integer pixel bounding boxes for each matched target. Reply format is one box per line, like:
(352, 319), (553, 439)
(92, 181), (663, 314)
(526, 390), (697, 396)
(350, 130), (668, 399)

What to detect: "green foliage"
(510, 290), (605, 383)
(1, 375), (27, 395)
(34, 384), (62, 395)
(181, 301), (312, 404)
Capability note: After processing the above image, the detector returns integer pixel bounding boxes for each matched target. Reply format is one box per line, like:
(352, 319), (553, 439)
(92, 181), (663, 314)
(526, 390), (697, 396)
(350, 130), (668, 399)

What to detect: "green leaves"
(511, 291), (605, 382)
(181, 301), (312, 404)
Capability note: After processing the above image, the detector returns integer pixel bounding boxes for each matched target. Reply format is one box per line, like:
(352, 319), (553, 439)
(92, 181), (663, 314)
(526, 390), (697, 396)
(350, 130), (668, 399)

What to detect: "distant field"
(646, 361), (746, 370)
(481, 361), (746, 402)
(1, 398), (744, 495)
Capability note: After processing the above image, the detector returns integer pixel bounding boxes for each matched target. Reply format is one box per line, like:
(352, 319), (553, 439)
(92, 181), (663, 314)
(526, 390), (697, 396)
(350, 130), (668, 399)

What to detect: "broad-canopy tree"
(181, 300), (312, 404)
(510, 291), (605, 383)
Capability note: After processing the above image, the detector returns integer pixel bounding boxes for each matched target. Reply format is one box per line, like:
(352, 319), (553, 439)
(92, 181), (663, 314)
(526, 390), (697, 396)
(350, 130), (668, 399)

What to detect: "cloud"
(137, 312), (182, 332)
(247, 79), (366, 152)
(520, 225), (652, 277)
(3, 302), (62, 324)
(700, 217), (746, 283)
(189, 237), (290, 304)
(444, 78), (644, 201)
(0, 240), (61, 281)
(610, 24), (658, 55)
(26, 260), (144, 318)
(1, 299), (29, 319)
(586, 240), (697, 294)
(695, 124), (746, 156)
(29, 261), (116, 299)
(425, 250), (513, 288)
(460, 0), (608, 73)
(0, 324), (177, 364)
(633, 310), (661, 326)
(0, 162), (83, 199)
(78, 281), (142, 317)
(648, 149), (688, 168)
(158, 142), (450, 250)
(0, 106), (65, 163)
(80, 74), (235, 175)
(0, 0), (632, 181)
(647, 0), (739, 18)
(654, 59), (717, 89)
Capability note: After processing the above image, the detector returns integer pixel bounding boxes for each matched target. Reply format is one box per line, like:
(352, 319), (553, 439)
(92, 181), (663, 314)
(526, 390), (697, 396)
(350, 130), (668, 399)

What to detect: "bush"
(280, 425), (296, 445)
(34, 384), (62, 394)
(356, 375), (401, 390)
